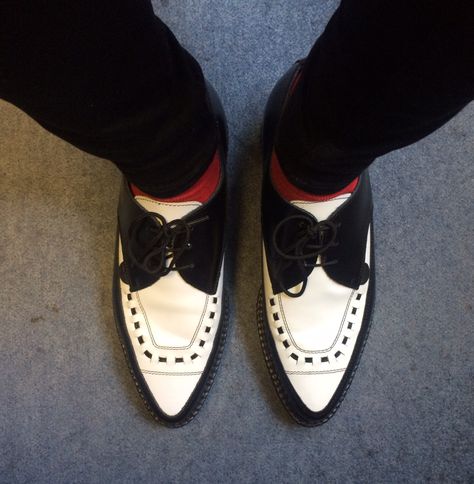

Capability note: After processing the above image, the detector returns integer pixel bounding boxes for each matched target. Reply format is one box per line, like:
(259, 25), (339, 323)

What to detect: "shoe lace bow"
(272, 214), (340, 298)
(127, 212), (209, 276)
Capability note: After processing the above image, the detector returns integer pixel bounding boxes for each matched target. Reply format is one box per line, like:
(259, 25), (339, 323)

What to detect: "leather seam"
(140, 370), (203, 376)
(136, 288), (209, 351)
(277, 286), (354, 354)
(134, 197), (201, 209)
(295, 195), (351, 207)
(286, 368), (347, 375)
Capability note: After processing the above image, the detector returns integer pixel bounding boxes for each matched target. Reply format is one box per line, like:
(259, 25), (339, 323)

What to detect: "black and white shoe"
(258, 61), (376, 426)
(113, 85), (228, 427)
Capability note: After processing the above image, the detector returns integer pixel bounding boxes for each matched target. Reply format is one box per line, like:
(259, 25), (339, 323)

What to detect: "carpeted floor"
(1, 1), (473, 482)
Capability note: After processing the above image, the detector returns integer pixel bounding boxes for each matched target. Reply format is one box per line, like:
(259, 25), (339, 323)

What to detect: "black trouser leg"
(0, 0), (216, 197)
(276, 0), (474, 194)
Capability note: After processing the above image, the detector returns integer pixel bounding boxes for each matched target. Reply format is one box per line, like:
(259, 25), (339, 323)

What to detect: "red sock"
(131, 152), (221, 203)
(271, 151), (358, 202)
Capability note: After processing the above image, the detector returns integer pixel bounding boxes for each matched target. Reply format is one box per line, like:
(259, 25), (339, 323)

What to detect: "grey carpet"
(1, 1), (473, 482)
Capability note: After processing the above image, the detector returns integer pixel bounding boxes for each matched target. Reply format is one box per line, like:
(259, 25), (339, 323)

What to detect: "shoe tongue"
(292, 194), (350, 221)
(134, 196), (202, 220)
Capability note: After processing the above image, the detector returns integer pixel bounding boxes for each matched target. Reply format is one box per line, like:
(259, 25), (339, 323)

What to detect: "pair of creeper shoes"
(113, 63), (375, 427)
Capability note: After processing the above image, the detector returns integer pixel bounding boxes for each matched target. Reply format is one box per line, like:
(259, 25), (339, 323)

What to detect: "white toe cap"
(143, 372), (202, 417)
(287, 370), (345, 413)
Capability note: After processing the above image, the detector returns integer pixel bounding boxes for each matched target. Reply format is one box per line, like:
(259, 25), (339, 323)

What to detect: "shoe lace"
(127, 212), (209, 276)
(272, 214), (340, 298)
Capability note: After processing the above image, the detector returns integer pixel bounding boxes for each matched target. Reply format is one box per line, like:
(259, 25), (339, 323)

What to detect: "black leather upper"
(262, 61), (373, 294)
(118, 82), (227, 295)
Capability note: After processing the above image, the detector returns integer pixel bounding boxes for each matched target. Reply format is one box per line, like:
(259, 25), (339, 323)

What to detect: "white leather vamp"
(119, 235), (223, 367)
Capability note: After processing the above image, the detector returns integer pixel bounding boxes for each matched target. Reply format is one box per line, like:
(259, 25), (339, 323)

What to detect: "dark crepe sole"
(256, 226), (376, 427)
(112, 237), (229, 428)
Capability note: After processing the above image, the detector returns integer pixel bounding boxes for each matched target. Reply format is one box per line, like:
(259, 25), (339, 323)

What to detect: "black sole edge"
(256, 267), (376, 427)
